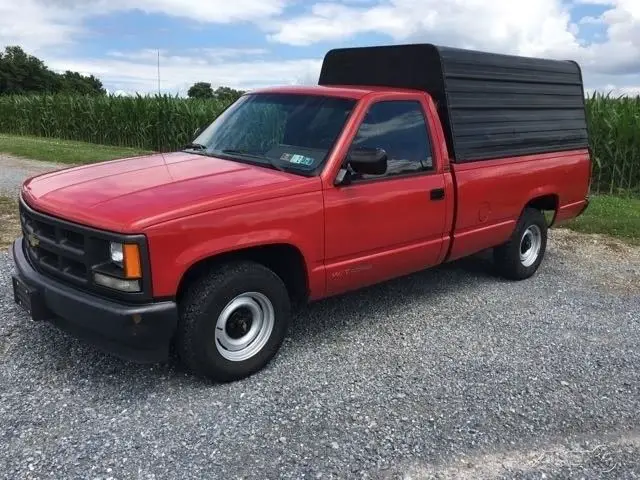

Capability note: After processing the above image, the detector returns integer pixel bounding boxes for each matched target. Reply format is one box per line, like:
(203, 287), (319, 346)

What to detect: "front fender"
(144, 191), (325, 298)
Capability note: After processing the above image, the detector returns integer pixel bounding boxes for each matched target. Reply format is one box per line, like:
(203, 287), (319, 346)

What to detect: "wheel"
(493, 207), (548, 280)
(177, 261), (291, 382)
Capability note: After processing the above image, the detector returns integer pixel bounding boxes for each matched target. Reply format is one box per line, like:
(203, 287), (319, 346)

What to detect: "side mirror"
(348, 147), (387, 175)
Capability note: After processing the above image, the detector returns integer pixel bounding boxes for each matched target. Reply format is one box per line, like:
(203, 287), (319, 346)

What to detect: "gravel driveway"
(1, 153), (639, 478)
(1, 226), (639, 479)
(0, 153), (66, 198)
(0, 154), (67, 248)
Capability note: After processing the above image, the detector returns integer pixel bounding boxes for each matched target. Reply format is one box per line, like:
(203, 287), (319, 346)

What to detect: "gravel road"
(1, 227), (639, 479)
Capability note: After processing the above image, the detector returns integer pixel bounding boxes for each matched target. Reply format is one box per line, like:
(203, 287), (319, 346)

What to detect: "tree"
(213, 86), (244, 104)
(186, 83), (244, 103)
(0, 45), (105, 95)
(0, 46), (58, 94)
(58, 71), (106, 95)
(187, 82), (214, 99)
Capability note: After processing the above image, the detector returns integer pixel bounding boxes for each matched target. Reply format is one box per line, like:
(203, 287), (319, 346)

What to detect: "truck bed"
(446, 148), (591, 261)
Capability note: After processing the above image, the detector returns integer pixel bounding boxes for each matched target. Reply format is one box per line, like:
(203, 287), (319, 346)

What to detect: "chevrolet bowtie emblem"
(27, 233), (39, 248)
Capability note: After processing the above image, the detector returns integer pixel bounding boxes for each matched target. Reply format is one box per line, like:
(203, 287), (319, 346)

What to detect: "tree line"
(0, 46), (105, 95)
(0, 45), (245, 101)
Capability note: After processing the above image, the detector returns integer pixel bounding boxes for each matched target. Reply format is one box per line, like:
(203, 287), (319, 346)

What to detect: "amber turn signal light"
(123, 244), (142, 279)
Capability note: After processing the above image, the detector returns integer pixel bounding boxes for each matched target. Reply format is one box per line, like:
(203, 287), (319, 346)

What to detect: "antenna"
(156, 48), (166, 163)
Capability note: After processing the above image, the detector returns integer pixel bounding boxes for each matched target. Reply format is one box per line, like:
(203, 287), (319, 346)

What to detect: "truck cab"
(11, 43), (591, 382)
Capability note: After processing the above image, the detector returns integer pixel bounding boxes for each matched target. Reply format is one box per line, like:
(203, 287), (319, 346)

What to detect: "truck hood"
(22, 151), (318, 232)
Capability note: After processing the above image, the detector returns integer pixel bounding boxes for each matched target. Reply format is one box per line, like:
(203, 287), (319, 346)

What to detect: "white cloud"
(570, 0), (640, 75)
(82, 0), (289, 23)
(267, 0), (580, 55)
(266, 0), (640, 88)
(0, 0), (302, 93)
(45, 51), (322, 95)
(586, 85), (640, 96)
(1, 0), (640, 95)
(578, 16), (603, 25)
(105, 47), (269, 63)
(572, 0), (613, 4)
(0, 1), (82, 51)
(0, 0), (289, 53)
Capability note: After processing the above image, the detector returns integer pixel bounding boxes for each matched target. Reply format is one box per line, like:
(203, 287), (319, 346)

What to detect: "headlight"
(110, 242), (124, 266)
(98, 242), (143, 292)
(109, 242), (142, 278)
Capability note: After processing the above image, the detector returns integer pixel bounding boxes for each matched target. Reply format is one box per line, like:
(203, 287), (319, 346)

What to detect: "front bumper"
(11, 237), (178, 363)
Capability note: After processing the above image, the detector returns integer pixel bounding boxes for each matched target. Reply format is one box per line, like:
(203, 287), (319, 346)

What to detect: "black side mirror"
(348, 147), (387, 175)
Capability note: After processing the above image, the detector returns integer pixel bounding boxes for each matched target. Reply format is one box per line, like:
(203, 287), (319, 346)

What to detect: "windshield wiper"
(220, 149), (289, 173)
(221, 148), (264, 157)
(183, 142), (208, 151)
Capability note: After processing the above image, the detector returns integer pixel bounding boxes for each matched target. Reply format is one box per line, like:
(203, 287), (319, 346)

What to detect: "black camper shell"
(318, 44), (589, 163)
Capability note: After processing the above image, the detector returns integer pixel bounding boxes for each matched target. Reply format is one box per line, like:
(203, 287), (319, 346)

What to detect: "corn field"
(586, 94), (640, 196)
(0, 94), (229, 152)
(0, 92), (639, 196)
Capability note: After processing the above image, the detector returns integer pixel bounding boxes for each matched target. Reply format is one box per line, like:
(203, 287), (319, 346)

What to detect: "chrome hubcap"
(520, 225), (542, 267)
(214, 292), (274, 362)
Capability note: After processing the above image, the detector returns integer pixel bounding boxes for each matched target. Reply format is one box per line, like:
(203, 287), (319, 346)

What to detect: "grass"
(562, 195), (640, 245)
(0, 134), (152, 164)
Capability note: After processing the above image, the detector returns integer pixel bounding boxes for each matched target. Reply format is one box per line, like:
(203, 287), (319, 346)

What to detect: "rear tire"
(177, 261), (291, 382)
(494, 208), (548, 280)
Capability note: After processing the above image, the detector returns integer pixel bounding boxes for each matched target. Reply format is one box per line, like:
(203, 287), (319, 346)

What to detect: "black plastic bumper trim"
(11, 237), (178, 363)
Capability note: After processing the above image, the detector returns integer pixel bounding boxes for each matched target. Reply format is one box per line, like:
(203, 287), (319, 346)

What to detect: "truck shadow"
(291, 243), (567, 343)
(14, 249), (504, 386)
(287, 249), (501, 342)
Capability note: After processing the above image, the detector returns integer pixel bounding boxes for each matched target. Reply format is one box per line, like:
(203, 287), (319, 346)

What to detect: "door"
(323, 99), (448, 296)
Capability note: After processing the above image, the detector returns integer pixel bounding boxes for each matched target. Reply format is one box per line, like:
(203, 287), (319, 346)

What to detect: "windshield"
(187, 93), (357, 175)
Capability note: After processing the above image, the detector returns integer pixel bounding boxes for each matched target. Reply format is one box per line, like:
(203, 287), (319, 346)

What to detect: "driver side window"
(349, 100), (433, 181)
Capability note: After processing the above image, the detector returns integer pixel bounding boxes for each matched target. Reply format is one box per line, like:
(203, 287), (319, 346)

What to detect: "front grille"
(20, 200), (100, 288)
(18, 197), (152, 302)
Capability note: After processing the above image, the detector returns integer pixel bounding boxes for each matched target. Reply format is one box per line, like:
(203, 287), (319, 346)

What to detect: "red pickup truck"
(11, 44), (591, 382)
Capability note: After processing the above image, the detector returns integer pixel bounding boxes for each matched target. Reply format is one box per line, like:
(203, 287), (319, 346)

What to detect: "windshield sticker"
(281, 153), (314, 166)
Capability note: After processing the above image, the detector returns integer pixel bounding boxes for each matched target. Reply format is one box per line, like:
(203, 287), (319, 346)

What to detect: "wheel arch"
(524, 192), (559, 226)
(176, 243), (310, 310)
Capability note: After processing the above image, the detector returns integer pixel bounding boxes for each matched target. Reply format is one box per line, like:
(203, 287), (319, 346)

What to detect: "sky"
(1, 0), (639, 96)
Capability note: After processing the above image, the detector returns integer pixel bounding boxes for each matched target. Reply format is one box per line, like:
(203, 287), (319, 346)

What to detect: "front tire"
(177, 261), (291, 382)
(494, 208), (548, 280)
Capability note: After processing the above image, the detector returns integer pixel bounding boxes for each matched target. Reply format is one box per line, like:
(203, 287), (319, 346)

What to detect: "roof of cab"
(248, 84), (422, 99)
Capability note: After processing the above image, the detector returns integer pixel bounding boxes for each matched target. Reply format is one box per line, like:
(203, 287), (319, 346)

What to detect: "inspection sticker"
(281, 153), (314, 166)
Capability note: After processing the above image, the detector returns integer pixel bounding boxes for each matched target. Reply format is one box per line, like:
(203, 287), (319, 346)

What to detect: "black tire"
(177, 260), (291, 382)
(493, 207), (548, 280)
